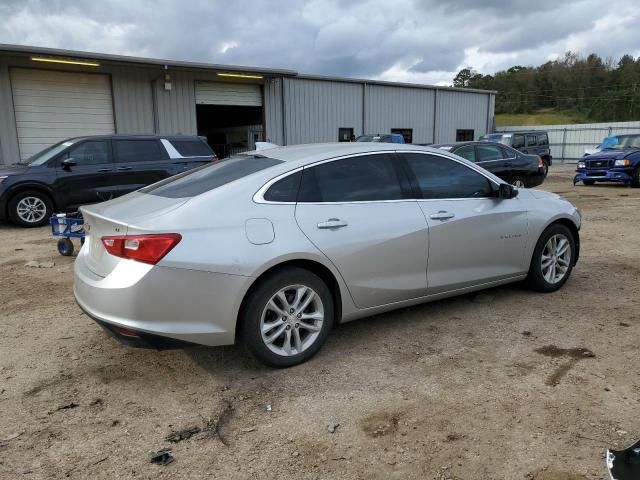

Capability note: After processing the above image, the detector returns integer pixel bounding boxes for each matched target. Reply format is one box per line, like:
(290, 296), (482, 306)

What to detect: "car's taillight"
(209, 154), (218, 162)
(101, 234), (182, 265)
(537, 156), (544, 168)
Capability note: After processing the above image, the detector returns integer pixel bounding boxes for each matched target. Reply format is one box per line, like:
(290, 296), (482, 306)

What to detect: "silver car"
(74, 143), (581, 367)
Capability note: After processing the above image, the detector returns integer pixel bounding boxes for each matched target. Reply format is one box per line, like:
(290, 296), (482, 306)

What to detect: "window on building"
(456, 129), (474, 142)
(338, 128), (355, 142)
(298, 154), (403, 202)
(114, 140), (164, 163)
(391, 128), (413, 143)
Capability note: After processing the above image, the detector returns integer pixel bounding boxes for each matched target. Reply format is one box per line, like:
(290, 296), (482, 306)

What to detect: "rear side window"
(170, 139), (213, 157)
(142, 156), (282, 198)
(403, 153), (494, 199)
(114, 140), (164, 163)
(298, 154), (403, 202)
(526, 135), (537, 146)
(263, 171), (302, 202)
(455, 145), (475, 162)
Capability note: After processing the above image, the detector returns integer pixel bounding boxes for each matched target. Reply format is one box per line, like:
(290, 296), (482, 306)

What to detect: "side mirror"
(61, 158), (77, 169)
(498, 183), (518, 199)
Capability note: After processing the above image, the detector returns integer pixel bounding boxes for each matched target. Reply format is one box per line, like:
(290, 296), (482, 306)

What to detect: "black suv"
(0, 135), (215, 227)
(479, 131), (552, 175)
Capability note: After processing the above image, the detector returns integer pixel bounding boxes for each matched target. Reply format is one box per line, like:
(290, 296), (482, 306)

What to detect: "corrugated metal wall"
(263, 77), (284, 145)
(365, 84), (435, 143)
(282, 78), (364, 144)
(434, 90), (490, 143)
(110, 65), (155, 134)
(153, 70), (197, 135)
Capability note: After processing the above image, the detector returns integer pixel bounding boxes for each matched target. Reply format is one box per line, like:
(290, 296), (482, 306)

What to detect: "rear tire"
(631, 167), (640, 188)
(239, 267), (335, 368)
(542, 160), (549, 176)
(8, 190), (53, 228)
(582, 180), (595, 186)
(527, 224), (576, 293)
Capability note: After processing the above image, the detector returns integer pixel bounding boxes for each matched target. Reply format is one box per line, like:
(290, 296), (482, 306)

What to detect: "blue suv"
(574, 134), (640, 187)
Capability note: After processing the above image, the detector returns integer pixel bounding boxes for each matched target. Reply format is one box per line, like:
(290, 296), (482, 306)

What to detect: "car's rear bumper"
(527, 172), (546, 188)
(574, 168), (634, 184)
(74, 246), (252, 348)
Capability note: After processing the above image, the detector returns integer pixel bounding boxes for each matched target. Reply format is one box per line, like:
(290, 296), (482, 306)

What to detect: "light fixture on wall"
(217, 72), (263, 79)
(31, 56), (100, 67)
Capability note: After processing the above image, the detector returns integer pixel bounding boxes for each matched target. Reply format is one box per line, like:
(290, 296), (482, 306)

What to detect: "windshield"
(601, 135), (640, 150)
(21, 139), (77, 166)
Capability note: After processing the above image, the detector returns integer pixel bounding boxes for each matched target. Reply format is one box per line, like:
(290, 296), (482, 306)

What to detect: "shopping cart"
(50, 212), (85, 256)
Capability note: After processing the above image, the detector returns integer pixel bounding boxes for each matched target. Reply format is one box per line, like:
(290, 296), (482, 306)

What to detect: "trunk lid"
(80, 192), (189, 277)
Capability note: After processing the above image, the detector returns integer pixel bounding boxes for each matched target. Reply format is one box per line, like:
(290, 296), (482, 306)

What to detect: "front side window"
(475, 144), (504, 162)
(512, 135), (525, 149)
(455, 145), (476, 162)
(114, 140), (164, 163)
(403, 153), (494, 199)
(67, 140), (110, 165)
(298, 154), (403, 202)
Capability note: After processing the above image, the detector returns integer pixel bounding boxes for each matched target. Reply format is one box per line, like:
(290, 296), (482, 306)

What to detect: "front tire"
(631, 167), (640, 188)
(8, 190), (53, 227)
(527, 224), (576, 293)
(239, 267), (334, 368)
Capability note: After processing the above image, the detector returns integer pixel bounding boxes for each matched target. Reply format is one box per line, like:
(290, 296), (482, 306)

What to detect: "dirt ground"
(1, 164), (639, 479)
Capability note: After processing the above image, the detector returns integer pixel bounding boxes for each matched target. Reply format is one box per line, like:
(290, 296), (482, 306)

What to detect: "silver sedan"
(74, 143), (581, 367)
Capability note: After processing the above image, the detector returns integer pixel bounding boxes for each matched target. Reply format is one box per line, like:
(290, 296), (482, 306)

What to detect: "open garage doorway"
(195, 81), (264, 158)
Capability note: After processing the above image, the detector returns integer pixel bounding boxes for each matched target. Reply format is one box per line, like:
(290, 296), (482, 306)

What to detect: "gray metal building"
(0, 44), (495, 164)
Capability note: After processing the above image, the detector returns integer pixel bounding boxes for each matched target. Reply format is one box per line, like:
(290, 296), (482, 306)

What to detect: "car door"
(525, 134), (538, 155)
(474, 144), (509, 179)
(294, 152), (429, 309)
(54, 139), (114, 210)
(111, 138), (171, 196)
(399, 152), (529, 294)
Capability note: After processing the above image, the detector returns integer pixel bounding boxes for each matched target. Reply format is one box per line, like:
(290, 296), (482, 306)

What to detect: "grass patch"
(496, 110), (590, 127)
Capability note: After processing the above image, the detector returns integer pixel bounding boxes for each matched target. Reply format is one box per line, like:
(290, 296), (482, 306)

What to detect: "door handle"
(116, 166), (132, 171)
(317, 218), (348, 229)
(98, 168), (111, 173)
(429, 211), (455, 220)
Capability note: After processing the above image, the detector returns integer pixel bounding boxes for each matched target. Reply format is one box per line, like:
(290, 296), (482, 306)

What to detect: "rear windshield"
(141, 155), (282, 198)
(170, 139), (213, 157)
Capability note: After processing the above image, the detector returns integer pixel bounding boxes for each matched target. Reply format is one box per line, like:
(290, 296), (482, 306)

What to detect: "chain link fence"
(498, 121), (640, 162)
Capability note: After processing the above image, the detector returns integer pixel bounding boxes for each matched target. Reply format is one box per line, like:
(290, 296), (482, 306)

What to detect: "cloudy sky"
(1, 0), (639, 85)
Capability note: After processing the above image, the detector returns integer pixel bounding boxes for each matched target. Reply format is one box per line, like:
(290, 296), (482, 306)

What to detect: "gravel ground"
(1, 164), (639, 479)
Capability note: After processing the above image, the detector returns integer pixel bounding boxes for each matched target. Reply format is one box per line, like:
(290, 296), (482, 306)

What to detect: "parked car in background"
(355, 133), (405, 144)
(433, 141), (546, 188)
(480, 131), (552, 175)
(574, 134), (640, 187)
(75, 143), (581, 367)
(0, 135), (215, 227)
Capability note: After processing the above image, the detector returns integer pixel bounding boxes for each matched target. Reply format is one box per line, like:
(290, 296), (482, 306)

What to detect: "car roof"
(246, 142), (445, 165)
(432, 141), (507, 148)
(63, 134), (205, 141)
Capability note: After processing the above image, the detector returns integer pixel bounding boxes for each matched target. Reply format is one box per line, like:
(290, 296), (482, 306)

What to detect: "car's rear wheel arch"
(236, 259), (342, 342)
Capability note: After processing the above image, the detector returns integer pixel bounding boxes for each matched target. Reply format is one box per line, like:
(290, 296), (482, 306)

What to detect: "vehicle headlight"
(577, 162), (585, 169)
(614, 159), (632, 167)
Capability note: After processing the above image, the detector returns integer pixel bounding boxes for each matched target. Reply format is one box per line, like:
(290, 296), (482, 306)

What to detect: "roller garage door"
(11, 68), (115, 160)
(195, 81), (262, 106)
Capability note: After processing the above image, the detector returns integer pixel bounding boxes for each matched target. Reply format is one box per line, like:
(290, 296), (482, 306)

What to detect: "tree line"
(454, 52), (640, 122)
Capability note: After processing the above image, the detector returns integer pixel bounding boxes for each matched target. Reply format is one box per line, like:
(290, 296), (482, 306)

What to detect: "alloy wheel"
(260, 284), (324, 356)
(541, 234), (571, 284)
(16, 196), (47, 224)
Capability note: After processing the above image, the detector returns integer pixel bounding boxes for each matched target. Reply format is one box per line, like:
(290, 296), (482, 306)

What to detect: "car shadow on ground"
(184, 281), (532, 377)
